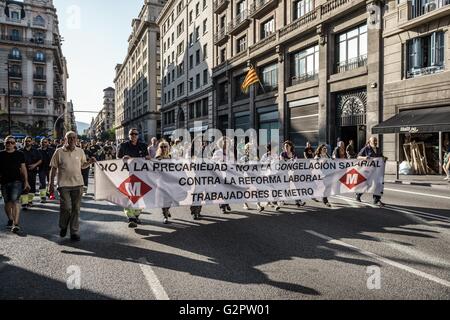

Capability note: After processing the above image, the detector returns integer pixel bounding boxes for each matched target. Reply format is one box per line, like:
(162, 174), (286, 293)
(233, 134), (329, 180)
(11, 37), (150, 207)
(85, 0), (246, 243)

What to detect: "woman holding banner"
(155, 140), (173, 224)
(280, 141), (306, 208)
(314, 145), (332, 208)
(241, 143), (265, 212)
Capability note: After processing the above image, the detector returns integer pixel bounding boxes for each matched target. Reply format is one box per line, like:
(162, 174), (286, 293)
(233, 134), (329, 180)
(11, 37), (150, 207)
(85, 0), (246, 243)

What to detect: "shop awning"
(372, 106), (450, 134)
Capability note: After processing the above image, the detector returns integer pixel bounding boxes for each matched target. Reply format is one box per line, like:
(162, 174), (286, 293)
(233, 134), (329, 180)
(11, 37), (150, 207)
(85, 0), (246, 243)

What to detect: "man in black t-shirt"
(20, 137), (42, 209)
(117, 128), (150, 228)
(38, 138), (55, 203)
(0, 136), (30, 233)
(304, 142), (315, 159)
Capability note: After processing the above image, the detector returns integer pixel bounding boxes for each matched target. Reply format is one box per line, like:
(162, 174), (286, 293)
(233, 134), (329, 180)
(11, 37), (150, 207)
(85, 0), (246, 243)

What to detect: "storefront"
(288, 97), (320, 153)
(373, 106), (450, 175)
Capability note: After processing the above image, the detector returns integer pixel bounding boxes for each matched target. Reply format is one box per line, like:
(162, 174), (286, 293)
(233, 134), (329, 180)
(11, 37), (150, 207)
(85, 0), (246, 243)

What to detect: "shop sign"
(400, 127), (419, 134)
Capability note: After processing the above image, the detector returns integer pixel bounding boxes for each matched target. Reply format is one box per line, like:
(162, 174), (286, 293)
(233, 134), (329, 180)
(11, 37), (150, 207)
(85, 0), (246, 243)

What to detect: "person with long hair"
(155, 140), (173, 224)
(280, 141), (305, 208)
(314, 144), (332, 208)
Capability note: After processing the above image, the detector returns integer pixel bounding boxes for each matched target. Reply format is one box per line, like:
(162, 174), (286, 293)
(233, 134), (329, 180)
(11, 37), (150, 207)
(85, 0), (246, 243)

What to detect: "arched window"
(12, 99), (21, 108)
(35, 51), (45, 62)
(11, 48), (21, 59)
(34, 15), (45, 26)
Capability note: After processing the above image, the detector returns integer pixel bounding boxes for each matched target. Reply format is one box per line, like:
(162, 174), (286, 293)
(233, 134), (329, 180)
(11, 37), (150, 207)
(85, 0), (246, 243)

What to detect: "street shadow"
(0, 254), (111, 300)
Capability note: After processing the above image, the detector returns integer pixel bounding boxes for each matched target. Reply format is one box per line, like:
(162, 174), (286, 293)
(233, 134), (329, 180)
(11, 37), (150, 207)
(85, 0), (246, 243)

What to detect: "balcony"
(214, 26), (229, 46)
(336, 55), (367, 73)
(8, 54), (22, 61)
(33, 58), (47, 64)
(34, 74), (47, 81)
(213, 0), (229, 14)
(279, 9), (318, 38)
(249, 0), (278, 19)
(8, 71), (22, 79)
(409, 0), (450, 19)
(407, 65), (444, 78)
(228, 10), (250, 35)
(1, 34), (23, 43)
(249, 33), (277, 54)
(9, 90), (23, 96)
(33, 91), (47, 97)
(291, 73), (319, 86)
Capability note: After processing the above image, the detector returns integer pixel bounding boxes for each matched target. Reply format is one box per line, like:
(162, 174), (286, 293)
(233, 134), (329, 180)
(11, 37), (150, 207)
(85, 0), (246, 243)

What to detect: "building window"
(189, 78), (194, 92)
(203, 0), (207, 9)
(189, 55), (194, 69)
(203, 44), (208, 60)
(203, 19), (208, 34)
(177, 62), (185, 77)
(202, 98), (208, 116)
(196, 3), (200, 17)
(196, 49), (201, 65)
(407, 32), (445, 78)
(177, 83), (184, 97)
(36, 100), (45, 109)
(234, 74), (249, 100)
(220, 48), (227, 63)
(189, 33), (193, 46)
(261, 18), (275, 40)
(196, 74), (201, 89)
(11, 48), (21, 59)
(189, 10), (193, 24)
(218, 82), (228, 105)
(237, 35), (247, 53)
(260, 63), (278, 93)
(336, 24), (368, 73)
(203, 69), (208, 85)
(177, 42), (184, 56)
(195, 26), (200, 41)
(291, 45), (319, 85)
(293, 0), (314, 21)
(196, 100), (202, 118)
(177, 21), (184, 37)
(189, 103), (195, 119)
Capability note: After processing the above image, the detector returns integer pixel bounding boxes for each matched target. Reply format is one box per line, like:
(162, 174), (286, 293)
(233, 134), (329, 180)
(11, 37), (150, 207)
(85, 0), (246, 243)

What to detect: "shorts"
(1, 181), (23, 203)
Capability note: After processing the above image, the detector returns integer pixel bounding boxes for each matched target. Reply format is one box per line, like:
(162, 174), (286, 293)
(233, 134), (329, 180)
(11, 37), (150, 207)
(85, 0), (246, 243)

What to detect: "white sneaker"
(243, 203), (249, 210)
(445, 176), (449, 181)
(256, 205), (264, 213)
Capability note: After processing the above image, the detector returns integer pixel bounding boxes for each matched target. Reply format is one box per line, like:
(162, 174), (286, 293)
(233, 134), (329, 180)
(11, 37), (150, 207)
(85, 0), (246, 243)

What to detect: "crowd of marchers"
(0, 130), (387, 242)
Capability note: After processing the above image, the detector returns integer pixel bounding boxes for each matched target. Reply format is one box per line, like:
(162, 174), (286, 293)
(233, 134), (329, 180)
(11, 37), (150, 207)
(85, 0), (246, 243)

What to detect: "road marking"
(305, 230), (450, 288)
(336, 195), (450, 223)
(138, 258), (170, 300)
(384, 188), (450, 201)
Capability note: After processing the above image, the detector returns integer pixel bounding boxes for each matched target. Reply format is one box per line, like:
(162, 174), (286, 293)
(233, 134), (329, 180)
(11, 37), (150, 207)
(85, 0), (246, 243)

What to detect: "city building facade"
(212, 0), (383, 158)
(157, 0), (214, 139)
(65, 99), (77, 133)
(0, 0), (68, 139)
(114, 0), (166, 143)
(374, 0), (450, 174)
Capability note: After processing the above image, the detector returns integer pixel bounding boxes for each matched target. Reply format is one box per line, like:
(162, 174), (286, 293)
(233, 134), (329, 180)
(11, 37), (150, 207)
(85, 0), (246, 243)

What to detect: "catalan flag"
(241, 67), (260, 94)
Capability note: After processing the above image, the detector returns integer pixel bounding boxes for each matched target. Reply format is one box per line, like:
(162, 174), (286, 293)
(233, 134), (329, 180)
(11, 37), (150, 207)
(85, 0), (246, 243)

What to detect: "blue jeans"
(1, 181), (23, 203)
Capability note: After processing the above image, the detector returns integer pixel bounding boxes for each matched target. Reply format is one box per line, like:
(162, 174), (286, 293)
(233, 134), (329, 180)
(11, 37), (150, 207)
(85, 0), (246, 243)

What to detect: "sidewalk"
(385, 174), (450, 189)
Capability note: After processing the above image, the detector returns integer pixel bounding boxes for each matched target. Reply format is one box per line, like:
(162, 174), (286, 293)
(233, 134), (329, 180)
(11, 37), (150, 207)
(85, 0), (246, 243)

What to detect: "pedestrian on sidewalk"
(80, 141), (91, 195)
(356, 136), (386, 207)
(49, 131), (96, 242)
(38, 138), (55, 203)
(0, 136), (30, 233)
(20, 137), (42, 210)
(117, 128), (151, 228)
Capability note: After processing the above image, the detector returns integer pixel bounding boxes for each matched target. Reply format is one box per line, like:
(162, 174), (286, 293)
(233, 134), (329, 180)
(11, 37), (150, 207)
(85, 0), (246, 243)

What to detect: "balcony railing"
(33, 91), (47, 97)
(228, 10), (250, 34)
(213, 0), (229, 13)
(321, 0), (350, 15)
(249, 0), (278, 18)
(9, 90), (23, 96)
(336, 55), (368, 73)
(279, 9), (317, 37)
(1, 34), (23, 42)
(291, 73), (318, 86)
(249, 33), (276, 54)
(33, 58), (47, 64)
(409, 0), (450, 19)
(214, 26), (228, 45)
(5, 17), (23, 23)
(8, 71), (22, 78)
(407, 65), (444, 78)
(34, 74), (47, 80)
(8, 54), (22, 61)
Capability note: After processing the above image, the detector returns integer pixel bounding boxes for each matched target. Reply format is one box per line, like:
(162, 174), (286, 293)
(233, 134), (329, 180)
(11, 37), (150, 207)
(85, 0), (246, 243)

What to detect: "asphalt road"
(0, 181), (449, 300)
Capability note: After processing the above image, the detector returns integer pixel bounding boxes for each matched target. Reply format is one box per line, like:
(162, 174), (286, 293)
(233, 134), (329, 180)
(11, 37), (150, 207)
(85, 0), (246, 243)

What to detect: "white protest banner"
(94, 159), (385, 209)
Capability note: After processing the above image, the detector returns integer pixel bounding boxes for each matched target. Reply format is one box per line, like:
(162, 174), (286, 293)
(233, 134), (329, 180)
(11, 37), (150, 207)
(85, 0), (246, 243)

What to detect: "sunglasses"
(6, 141), (16, 145)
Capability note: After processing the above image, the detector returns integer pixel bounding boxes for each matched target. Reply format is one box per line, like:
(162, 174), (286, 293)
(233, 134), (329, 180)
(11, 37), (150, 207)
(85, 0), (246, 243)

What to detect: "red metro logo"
(340, 169), (367, 190)
(118, 175), (152, 204)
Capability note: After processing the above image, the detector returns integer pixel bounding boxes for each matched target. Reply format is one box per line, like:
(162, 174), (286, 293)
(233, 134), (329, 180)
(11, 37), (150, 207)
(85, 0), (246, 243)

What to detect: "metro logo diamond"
(340, 169), (367, 190)
(118, 175), (152, 204)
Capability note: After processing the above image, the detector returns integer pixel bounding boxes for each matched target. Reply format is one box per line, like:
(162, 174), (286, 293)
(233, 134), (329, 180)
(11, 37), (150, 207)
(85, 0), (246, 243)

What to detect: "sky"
(54, 0), (144, 124)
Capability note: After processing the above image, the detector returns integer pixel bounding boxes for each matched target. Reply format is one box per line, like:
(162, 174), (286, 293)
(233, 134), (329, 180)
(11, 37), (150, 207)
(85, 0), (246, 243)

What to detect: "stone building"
(157, 0), (214, 139)
(0, 0), (68, 139)
(114, 0), (166, 143)
(374, 0), (450, 174)
(212, 0), (383, 155)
